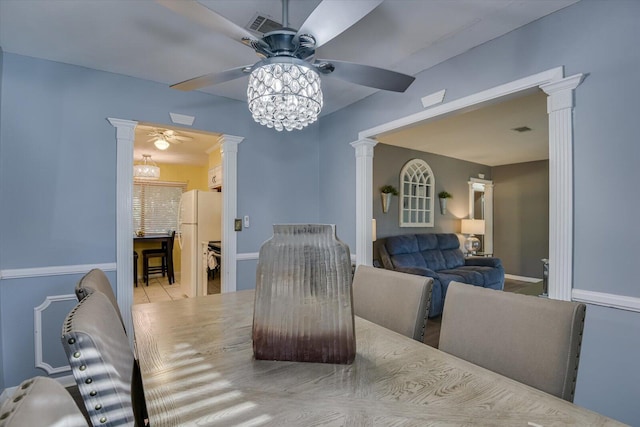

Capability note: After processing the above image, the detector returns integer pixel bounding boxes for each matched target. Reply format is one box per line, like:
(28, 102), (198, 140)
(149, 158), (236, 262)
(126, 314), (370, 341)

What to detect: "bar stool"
(133, 251), (139, 287)
(142, 231), (176, 285)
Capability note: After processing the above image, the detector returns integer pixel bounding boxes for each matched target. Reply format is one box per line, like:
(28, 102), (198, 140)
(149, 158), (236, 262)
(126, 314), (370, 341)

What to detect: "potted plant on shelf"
(438, 191), (453, 214)
(380, 185), (398, 213)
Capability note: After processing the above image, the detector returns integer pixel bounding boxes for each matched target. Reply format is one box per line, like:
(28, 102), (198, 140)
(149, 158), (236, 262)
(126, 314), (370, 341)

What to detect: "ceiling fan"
(147, 128), (193, 150)
(157, 0), (415, 131)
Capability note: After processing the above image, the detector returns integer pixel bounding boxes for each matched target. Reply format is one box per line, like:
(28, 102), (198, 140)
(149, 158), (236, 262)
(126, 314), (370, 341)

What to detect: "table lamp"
(461, 219), (485, 254)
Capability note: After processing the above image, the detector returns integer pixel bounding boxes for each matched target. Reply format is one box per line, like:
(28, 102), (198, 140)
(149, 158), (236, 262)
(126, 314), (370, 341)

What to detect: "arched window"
(400, 159), (434, 227)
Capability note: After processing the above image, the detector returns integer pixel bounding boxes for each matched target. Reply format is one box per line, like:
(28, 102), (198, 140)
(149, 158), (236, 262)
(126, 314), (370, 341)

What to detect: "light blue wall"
(0, 53), (320, 386)
(319, 0), (640, 424)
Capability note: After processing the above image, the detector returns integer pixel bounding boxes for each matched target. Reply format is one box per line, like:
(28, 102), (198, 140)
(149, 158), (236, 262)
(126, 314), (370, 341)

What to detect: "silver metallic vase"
(253, 224), (355, 364)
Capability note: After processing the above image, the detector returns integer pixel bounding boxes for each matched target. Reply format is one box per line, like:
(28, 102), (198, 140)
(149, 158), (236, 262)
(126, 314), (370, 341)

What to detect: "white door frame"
(108, 118), (242, 336)
(352, 67), (584, 301)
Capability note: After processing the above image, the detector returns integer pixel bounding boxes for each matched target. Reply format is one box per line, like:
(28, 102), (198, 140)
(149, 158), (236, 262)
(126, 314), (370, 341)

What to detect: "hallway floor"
(133, 272), (221, 305)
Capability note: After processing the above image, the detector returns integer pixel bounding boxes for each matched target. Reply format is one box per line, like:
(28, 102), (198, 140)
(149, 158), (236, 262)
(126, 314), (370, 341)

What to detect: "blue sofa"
(378, 233), (504, 317)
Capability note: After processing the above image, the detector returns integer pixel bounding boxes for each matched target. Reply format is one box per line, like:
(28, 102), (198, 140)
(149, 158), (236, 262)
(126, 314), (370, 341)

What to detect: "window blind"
(133, 180), (186, 234)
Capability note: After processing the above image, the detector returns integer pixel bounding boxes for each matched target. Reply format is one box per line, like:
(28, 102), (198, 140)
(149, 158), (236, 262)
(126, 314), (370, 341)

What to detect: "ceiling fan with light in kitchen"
(147, 128), (193, 150)
(157, 0), (415, 131)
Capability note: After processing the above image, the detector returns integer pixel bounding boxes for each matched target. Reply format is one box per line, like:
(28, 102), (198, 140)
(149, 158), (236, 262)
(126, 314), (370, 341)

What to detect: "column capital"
(350, 138), (378, 157)
(220, 134), (244, 153)
(107, 118), (137, 140)
(540, 74), (585, 112)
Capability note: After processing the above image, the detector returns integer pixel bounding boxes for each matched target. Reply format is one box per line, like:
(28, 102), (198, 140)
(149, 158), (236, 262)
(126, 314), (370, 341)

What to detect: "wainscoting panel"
(0, 264), (117, 387)
(34, 294), (78, 375)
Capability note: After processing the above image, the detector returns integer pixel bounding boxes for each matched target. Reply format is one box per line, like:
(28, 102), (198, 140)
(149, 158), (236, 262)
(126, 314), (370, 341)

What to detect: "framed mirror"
(468, 177), (494, 254)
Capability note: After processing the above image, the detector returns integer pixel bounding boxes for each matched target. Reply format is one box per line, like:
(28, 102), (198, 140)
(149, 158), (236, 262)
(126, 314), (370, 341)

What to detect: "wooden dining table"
(132, 290), (624, 426)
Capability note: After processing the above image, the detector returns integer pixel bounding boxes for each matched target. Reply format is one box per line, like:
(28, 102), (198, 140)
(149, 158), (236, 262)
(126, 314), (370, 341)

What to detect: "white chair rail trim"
(0, 263), (116, 280)
(572, 289), (640, 313)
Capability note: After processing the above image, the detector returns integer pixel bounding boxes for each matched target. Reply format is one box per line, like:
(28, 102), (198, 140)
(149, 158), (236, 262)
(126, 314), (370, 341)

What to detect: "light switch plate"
(234, 219), (242, 231)
(244, 215), (250, 228)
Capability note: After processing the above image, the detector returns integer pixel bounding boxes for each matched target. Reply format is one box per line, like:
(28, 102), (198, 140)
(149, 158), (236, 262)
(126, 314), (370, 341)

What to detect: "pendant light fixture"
(133, 154), (160, 180)
(154, 137), (170, 150)
(247, 58), (323, 132)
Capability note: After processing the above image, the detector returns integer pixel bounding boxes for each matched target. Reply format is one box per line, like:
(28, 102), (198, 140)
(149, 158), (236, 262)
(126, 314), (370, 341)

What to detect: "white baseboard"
(504, 274), (541, 283)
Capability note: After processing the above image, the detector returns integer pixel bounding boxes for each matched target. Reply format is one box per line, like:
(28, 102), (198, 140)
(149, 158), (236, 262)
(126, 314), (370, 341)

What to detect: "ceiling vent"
(246, 13), (282, 35)
(512, 126), (532, 133)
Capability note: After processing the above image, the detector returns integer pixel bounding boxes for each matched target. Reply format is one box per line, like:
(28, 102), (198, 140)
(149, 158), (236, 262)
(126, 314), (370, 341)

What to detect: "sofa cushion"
(391, 252), (428, 269)
(416, 234), (439, 250)
(437, 234), (465, 269)
(385, 235), (419, 255)
(457, 266), (505, 289)
(440, 268), (484, 286)
(386, 235), (429, 269)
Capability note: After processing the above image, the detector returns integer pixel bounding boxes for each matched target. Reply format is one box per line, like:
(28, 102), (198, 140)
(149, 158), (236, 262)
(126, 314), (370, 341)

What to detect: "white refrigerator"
(178, 190), (222, 298)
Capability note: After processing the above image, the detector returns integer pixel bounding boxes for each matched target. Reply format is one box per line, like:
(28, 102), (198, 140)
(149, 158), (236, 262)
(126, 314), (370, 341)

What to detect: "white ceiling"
(134, 123), (220, 166)
(377, 91), (549, 167)
(0, 0), (576, 165)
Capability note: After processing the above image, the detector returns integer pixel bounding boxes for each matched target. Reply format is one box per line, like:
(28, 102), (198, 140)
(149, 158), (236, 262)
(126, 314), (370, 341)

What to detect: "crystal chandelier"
(247, 59), (323, 132)
(133, 154), (160, 180)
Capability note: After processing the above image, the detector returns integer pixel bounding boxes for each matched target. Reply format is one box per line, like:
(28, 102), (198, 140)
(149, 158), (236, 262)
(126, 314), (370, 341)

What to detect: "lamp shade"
(461, 219), (485, 235)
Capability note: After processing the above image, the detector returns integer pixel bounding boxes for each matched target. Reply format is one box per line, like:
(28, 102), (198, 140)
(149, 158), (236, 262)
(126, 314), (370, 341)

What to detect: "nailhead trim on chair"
(568, 306), (586, 401)
(419, 287), (433, 342)
(62, 297), (108, 426)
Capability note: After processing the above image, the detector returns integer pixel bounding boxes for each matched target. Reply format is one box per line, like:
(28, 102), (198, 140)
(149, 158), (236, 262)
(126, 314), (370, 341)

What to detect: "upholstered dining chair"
(439, 281), (587, 402)
(352, 265), (433, 342)
(75, 268), (123, 327)
(62, 291), (147, 427)
(0, 376), (88, 427)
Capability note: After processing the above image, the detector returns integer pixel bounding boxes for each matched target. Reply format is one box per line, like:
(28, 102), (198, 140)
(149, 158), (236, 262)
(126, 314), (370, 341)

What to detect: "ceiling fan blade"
(171, 135), (193, 142)
(315, 59), (415, 92)
(171, 64), (253, 91)
(155, 0), (259, 47)
(296, 0), (383, 48)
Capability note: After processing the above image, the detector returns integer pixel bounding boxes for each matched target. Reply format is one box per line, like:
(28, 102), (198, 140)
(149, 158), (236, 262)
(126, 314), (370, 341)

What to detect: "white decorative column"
(108, 118), (137, 342)
(220, 134), (244, 293)
(483, 183), (494, 255)
(350, 138), (378, 267)
(540, 74), (584, 301)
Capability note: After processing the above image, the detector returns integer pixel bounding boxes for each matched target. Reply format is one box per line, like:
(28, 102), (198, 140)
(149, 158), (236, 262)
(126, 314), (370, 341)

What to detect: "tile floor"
(133, 272), (221, 304)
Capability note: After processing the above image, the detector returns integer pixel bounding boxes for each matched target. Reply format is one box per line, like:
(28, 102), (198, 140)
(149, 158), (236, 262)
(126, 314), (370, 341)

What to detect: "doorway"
(132, 122), (221, 303)
(353, 67), (584, 302)
(109, 117), (243, 336)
